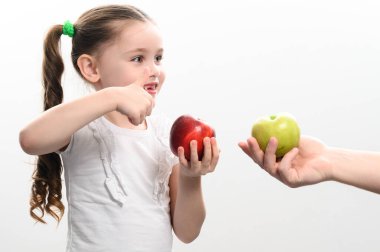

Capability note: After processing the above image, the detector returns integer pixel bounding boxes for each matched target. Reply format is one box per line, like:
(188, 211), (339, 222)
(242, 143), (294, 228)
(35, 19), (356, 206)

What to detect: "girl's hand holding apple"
(170, 115), (219, 177)
(177, 137), (219, 177)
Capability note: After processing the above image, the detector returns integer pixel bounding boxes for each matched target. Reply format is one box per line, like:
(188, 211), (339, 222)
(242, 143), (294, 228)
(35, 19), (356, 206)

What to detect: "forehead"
(114, 20), (163, 49)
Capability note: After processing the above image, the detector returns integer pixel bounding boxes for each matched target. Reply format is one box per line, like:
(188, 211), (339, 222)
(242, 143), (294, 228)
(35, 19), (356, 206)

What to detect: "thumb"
(277, 147), (299, 184)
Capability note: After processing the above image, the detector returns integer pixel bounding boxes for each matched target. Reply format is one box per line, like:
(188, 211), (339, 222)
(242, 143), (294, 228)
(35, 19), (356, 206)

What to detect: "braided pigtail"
(30, 25), (66, 223)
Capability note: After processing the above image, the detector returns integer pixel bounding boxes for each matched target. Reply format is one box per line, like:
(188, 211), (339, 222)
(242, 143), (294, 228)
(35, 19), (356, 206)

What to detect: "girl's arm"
(169, 166), (205, 243)
(20, 83), (153, 155)
(169, 137), (219, 243)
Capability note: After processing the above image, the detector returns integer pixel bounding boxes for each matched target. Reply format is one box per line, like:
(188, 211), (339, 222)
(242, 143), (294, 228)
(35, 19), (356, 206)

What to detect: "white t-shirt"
(60, 114), (178, 252)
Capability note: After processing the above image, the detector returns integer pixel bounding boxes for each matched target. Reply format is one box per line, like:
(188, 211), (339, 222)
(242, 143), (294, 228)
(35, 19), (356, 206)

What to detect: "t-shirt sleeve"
(56, 134), (75, 155)
(56, 125), (96, 159)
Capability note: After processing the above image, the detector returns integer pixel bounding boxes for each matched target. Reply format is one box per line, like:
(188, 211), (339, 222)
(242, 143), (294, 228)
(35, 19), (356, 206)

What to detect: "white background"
(1, 0), (380, 251)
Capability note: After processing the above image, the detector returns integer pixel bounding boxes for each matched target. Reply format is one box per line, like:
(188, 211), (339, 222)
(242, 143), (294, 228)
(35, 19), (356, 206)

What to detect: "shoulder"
(59, 120), (99, 155)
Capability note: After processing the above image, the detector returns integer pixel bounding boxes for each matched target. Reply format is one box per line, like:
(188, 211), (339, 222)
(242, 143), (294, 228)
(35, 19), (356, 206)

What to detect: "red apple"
(170, 115), (216, 161)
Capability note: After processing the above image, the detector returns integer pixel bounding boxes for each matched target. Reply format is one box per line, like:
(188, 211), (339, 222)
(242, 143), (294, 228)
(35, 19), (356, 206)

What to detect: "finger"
(281, 147), (299, 166)
(209, 137), (220, 172)
(263, 137), (279, 177)
(190, 140), (200, 167)
(130, 113), (142, 126)
(145, 97), (154, 116)
(140, 113), (146, 125)
(136, 90), (154, 119)
(278, 147), (300, 186)
(238, 141), (251, 156)
(201, 137), (212, 168)
(177, 146), (188, 167)
(247, 137), (264, 166)
(238, 141), (255, 161)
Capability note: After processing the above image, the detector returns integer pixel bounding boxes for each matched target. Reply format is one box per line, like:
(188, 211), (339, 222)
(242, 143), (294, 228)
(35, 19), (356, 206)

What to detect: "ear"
(76, 54), (100, 84)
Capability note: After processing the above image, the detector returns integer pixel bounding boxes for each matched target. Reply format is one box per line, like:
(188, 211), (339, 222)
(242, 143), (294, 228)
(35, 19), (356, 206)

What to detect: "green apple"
(251, 113), (300, 158)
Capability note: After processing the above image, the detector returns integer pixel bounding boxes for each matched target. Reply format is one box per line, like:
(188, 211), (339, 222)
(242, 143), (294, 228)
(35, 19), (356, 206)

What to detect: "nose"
(147, 61), (160, 79)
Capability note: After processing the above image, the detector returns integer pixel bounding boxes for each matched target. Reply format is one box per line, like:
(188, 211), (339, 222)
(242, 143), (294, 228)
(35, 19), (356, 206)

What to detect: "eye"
(131, 56), (143, 62)
(155, 55), (163, 63)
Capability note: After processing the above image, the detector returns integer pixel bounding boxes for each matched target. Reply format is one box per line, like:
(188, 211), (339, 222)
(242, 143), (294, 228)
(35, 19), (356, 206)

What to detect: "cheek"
(100, 67), (137, 87)
(99, 66), (120, 86)
(158, 71), (166, 89)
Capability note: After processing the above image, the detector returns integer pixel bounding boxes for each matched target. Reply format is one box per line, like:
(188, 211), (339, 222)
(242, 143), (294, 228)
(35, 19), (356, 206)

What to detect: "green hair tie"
(62, 20), (75, 37)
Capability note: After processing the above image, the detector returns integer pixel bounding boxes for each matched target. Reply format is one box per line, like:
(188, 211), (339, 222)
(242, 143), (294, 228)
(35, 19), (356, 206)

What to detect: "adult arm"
(239, 136), (380, 194)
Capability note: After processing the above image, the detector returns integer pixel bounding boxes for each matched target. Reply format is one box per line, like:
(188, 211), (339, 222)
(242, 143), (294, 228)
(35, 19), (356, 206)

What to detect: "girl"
(19, 4), (219, 251)
(239, 136), (380, 194)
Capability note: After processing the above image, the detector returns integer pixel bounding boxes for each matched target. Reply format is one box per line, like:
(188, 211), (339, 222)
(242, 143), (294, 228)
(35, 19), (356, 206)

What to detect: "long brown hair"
(30, 4), (151, 224)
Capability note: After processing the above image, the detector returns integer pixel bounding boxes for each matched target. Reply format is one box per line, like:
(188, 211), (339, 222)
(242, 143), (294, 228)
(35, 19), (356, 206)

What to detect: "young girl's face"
(95, 20), (165, 97)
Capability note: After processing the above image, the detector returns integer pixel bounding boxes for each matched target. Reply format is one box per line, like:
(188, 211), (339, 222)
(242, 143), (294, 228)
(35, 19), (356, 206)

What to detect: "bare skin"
(239, 136), (380, 194)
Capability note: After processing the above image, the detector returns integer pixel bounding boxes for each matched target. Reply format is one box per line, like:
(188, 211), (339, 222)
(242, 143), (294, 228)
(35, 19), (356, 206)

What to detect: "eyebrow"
(124, 48), (164, 54)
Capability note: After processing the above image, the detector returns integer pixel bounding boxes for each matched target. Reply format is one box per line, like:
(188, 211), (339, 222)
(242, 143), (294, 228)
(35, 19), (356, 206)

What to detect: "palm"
(239, 136), (332, 188)
(279, 136), (331, 187)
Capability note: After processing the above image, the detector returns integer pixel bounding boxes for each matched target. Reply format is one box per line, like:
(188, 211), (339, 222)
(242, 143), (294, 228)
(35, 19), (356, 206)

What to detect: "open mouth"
(144, 83), (157, 91)
(143, 83), (158, 94)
